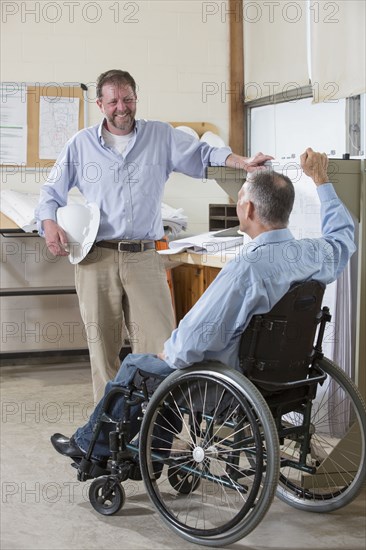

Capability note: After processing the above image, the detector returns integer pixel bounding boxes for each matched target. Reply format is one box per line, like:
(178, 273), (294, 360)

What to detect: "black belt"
(95, 240), (156, 253)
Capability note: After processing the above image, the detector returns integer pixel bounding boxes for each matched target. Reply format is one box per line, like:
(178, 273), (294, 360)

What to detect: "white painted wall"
(1, 0), (232, 352)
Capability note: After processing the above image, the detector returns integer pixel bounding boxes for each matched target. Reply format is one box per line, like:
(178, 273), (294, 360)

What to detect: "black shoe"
(50, 433), (85, 459)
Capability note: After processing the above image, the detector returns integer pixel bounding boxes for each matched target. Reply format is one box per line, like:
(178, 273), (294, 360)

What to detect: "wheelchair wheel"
(276, 357), (366, 512)
(167, 460), (201, 494)
(89, 476), (125, 516)
(139, 364), (280, 547)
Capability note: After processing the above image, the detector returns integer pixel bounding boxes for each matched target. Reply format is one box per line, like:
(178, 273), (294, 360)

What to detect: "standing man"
(36, 69), (272, 402)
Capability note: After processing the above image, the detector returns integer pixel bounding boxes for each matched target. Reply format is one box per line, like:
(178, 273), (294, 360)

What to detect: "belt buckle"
(117, 240), (143, 252)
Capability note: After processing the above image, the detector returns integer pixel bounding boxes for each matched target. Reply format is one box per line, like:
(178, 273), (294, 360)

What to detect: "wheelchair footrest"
(73, 457), (110, 481)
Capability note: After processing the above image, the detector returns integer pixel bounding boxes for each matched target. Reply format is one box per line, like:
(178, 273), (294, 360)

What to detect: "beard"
(107, 111), (135, 133)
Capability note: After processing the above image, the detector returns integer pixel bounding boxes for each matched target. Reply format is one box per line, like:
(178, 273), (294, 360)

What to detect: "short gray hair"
(243, 171), (295, 228)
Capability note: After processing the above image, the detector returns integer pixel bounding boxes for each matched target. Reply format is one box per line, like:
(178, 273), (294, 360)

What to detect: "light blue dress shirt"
(164, 183), (356, 371)
(35, 119), (232, 240)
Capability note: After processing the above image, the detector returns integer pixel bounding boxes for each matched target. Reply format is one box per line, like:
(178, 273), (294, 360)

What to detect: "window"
(247, 91), (365, 160)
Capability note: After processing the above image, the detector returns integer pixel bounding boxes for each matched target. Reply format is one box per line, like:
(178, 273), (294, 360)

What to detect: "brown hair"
(96, 70), (137, 99)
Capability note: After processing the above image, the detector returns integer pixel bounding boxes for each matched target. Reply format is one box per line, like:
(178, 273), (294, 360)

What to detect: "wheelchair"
(72, 281), (366, 547)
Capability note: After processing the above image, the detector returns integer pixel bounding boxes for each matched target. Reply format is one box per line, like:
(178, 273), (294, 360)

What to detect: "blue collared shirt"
(164, 183), (356, 370)
(35, 119), (232, 240)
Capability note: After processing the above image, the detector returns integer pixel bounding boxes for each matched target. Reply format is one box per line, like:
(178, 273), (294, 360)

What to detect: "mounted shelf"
(209, 204), (239, 231)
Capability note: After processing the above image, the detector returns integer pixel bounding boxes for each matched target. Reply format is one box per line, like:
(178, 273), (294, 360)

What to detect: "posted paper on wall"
(0, 83), (27, 165)
(39, 96), (79, 159)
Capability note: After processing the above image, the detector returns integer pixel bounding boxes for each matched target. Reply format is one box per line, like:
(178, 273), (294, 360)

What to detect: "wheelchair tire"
(276, 357), (366, 512)
(139, 364), (280, 547)
(89, 476), (125, 516)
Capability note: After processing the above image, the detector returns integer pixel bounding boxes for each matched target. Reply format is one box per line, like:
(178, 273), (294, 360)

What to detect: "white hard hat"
(56, 202), (100, 264)
(200, 131), (226, 148)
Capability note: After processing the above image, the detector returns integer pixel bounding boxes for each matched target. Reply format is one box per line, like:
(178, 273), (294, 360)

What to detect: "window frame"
(245, 86), (363, 158)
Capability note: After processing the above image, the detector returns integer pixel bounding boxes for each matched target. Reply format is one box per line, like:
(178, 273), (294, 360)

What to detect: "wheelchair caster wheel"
(167, 463), (201, 494)
(89, 476), (125, 515)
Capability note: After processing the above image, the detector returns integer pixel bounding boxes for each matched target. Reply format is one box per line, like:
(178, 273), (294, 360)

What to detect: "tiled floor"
(1, 362), (365, 550)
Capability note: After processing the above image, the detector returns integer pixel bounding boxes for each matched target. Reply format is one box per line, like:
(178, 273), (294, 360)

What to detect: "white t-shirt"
(102, 126), (134, 156)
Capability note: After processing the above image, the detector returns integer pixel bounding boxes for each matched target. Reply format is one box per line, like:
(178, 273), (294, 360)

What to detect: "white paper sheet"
(161, 202), (187, 237)
(39, 96), (79, 159)
(0, 83), (27, 165)
(0, 190), (39, 232)
(159, 231), (243, 255)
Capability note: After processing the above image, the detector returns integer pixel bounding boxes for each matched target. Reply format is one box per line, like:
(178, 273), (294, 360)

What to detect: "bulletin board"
(1, 83), (87, 169)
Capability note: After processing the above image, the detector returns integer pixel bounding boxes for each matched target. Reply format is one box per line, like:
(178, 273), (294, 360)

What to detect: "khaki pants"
(75, 246), (175, 403)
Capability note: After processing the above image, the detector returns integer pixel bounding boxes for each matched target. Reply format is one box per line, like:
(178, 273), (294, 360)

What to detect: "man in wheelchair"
(51, 147), (356, 467)
(50, 148), (363, 545)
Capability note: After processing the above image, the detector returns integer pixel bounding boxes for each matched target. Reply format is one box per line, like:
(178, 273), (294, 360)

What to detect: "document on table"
(158, 231), (243, 255)
(0, 190), (39, 231)
(0, 190), (84, 232)
(161, 202), (187, 237)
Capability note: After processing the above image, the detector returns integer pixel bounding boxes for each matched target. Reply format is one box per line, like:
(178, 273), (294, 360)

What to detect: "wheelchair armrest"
(249, 363), (327, 392)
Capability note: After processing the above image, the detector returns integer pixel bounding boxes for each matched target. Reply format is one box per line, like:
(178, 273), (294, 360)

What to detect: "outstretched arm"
(301, 147), (356, 281)
(225, 152), (274, 172)
(300, 147), (329, 185)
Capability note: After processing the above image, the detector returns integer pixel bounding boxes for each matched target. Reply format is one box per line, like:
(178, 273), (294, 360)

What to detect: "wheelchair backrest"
(239, 280), (326, 392)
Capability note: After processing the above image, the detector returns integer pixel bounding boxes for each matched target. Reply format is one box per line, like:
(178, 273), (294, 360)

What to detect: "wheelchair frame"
(71, 283), (366, 547)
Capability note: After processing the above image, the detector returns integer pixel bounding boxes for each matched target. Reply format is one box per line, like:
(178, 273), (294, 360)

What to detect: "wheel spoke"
(139, 366), (279, 546)
(277, 358), (366, 512)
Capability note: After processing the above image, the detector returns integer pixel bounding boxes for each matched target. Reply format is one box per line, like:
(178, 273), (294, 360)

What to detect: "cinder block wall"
(1, 0), (232, 353)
